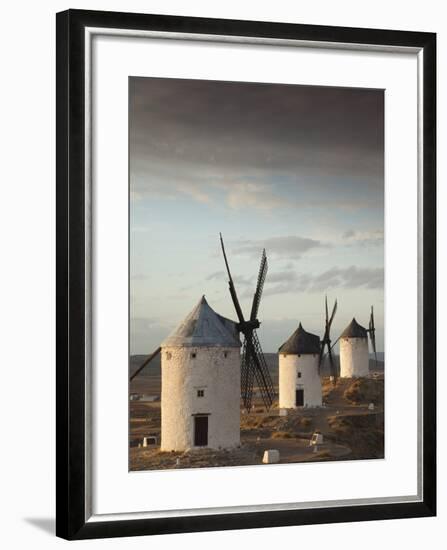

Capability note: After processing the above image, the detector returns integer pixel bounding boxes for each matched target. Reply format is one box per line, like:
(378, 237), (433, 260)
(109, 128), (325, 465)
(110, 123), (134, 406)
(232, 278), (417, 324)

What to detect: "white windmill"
(278, 323), (322, 408)
(130, 235), (276, 450)
(160, 296), (241, 451)
(339, 307), (378, 378)
(131, 296), (241, 452)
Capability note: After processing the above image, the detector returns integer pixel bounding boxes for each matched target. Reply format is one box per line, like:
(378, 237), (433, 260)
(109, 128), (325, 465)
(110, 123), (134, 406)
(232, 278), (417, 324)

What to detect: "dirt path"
(242, 433), (351, 463)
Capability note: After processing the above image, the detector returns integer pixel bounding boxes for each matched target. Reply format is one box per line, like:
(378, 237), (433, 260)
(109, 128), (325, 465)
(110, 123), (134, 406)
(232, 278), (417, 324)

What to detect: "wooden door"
(194, 416), (208, 446)
(295, 389), (304, 407)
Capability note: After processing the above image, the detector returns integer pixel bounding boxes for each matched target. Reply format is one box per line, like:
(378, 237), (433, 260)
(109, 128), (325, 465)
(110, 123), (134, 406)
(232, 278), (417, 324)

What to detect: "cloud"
(224, 182), (289, 211)
(263, 265), (383, 297)
(232, 235), (327, 259)
(268, 270), (304, 284)
(131, 170), (291, 212)
(131, 169), (382, 215)
(176, 183), (213, 204)
(342, 229), (384, 247)
(130, 78), (384, 220)
(131, 174), (215, 204)
(207, 270), (254, 287)
(206, 270), (225, 281)
(130, 77), (384, 186)
(314, 266), (384, 290)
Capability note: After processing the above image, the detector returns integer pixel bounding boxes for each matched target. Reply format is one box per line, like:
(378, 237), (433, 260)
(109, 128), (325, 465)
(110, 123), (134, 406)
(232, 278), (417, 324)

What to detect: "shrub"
(271, 431), (293, 439)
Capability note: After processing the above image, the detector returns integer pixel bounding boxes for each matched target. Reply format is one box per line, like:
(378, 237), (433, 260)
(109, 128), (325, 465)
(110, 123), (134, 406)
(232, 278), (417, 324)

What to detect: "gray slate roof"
(278, 323), (321, 355)
(340, 318), (368, 339)
(161, 296), (241, 348)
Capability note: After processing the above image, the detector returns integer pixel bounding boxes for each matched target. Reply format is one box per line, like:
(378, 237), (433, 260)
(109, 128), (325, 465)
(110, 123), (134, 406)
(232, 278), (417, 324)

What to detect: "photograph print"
(129, 77), (384, 471)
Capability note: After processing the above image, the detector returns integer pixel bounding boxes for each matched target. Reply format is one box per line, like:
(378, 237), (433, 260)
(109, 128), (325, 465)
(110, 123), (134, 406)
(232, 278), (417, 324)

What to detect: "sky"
(129, 77), (384, 355)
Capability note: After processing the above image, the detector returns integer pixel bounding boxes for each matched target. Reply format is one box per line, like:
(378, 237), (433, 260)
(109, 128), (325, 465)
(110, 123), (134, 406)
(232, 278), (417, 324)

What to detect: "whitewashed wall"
(279, 353), (322, 408)
(161, 346), (240, 451)
(339, 337), (369, 377)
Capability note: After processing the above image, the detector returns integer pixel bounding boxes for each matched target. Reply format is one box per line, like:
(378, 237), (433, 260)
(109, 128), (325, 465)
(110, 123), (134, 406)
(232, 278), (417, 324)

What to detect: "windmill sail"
(368, 305), (378, 369)
(248, 330), (275, 408)
(220, 233), (245, 324)
(319, 296), (338, 383)
(220, 234), (275, 410)
(130, 346), (161, 381)
(250, 249), (267, 322)
(240, 340), (255, 409)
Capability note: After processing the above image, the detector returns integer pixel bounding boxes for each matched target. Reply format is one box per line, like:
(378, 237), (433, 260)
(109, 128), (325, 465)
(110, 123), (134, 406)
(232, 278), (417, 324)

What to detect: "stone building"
(339, 318), (369, 378)
(160, 296), (241, 452)
(278, 323), (322, 408)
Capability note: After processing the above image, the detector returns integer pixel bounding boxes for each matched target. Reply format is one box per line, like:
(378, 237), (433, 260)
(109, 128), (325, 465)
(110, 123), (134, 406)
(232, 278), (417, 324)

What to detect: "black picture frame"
(56, 9), (436, 540)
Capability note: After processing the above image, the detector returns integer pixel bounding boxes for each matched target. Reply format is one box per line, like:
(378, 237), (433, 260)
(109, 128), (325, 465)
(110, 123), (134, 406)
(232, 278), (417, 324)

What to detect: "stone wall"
(340, 337), (369, 377)
(161, 346), (240, 451)
(279, 353), (322, 408)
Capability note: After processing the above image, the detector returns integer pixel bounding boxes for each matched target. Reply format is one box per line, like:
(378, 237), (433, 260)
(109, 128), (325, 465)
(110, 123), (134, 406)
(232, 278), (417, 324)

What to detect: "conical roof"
(161, 296), (241, 348)
(278, 323), (321, 355)
(340, 318), (367, 339)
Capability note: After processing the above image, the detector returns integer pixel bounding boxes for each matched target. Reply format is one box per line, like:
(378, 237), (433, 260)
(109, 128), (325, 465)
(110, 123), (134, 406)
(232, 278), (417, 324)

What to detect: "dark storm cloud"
(130, 77), (384, 210)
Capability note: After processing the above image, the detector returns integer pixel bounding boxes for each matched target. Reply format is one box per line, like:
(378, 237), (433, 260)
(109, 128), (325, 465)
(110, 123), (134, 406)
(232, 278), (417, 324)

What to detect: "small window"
(297, 372), (302, 378)
(224, 351), (228, 358)
(197, 389), (204, 398)
(283, 354), (287, 358)
(166, 352), (172, 360)
(191, 352), (196, 359)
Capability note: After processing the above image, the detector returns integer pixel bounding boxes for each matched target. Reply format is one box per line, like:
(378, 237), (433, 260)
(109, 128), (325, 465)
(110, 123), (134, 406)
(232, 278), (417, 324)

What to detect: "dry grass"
(130, 446), (258, 471)
(240, 416), (265, 429)
(343, 378), (384, 405)
(271, 431), (293, 439)
(321, 377), (336, 399)
(327, 413), (384, 459)
(300, 416), (312, 428)
(313, 450), (332, 459)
